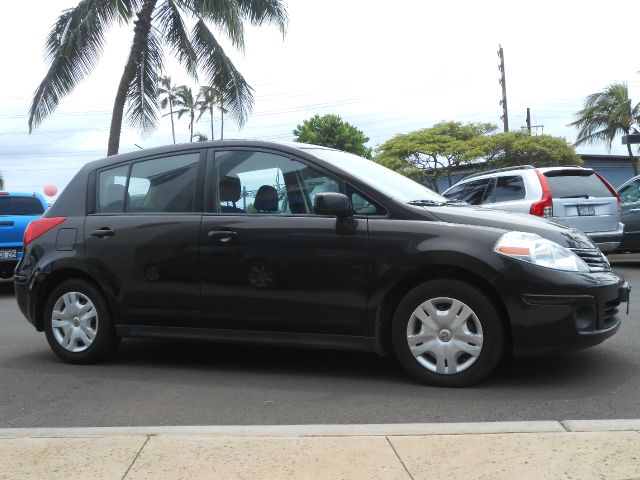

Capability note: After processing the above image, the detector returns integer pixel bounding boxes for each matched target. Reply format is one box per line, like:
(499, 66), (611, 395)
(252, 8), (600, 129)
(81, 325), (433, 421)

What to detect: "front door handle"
(208, 230), (238, 243)
(91, 227), (114, 238)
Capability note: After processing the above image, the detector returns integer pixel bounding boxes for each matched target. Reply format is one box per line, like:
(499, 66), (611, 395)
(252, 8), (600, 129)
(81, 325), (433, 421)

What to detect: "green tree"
(28, 0), (288, 156)
(569, 82), (640, 175)
(374, 121), (496, 191)
(0, 172), (4, 190)
(293, 114), (372, 158)
(158, 75), (179, 144)
(472, 132), (582, 169)
(173, 86), (199, 142)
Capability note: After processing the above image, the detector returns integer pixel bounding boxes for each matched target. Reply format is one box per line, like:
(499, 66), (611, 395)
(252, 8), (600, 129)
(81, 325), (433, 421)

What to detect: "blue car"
(0, 192), (48, 278)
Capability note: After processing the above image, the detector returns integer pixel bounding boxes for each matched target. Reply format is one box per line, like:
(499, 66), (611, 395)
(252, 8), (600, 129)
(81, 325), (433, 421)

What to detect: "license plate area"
(0, 249), (17, 260)
(577, 205), (595, 216)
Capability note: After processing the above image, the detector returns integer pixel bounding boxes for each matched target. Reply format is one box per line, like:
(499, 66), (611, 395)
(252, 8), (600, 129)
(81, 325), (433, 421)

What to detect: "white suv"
(442, 165), (624, 252)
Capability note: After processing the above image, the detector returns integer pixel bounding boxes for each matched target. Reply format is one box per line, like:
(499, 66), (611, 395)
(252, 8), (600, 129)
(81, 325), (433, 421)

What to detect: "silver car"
(616, 175), (640, 252)
(442, 165), (623, 252)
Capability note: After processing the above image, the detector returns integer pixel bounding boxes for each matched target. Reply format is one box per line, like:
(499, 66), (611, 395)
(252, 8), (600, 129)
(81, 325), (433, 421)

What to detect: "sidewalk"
(2, 420), (640, 480)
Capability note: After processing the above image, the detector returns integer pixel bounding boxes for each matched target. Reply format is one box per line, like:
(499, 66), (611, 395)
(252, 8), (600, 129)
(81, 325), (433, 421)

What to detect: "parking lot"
(1, 255), (639, 428)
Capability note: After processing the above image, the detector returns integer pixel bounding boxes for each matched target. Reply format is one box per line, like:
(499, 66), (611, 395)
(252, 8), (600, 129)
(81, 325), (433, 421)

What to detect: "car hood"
(424, 204), (596, 250)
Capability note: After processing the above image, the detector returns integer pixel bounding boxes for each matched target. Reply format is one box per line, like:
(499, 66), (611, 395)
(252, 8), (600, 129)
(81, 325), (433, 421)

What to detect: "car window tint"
(98, 165), (129, 213)
(126, 153), (199, 213)
(493, 175), (525, 202)
(443, 183), (465, 199)
(214, 150), (340, 214)
(460, 179), (491, 205)
(10, 197), (45, 215)
(543, 170), (612, 198)
(346, 184), (386, 216)
(619, 180), (640, 204)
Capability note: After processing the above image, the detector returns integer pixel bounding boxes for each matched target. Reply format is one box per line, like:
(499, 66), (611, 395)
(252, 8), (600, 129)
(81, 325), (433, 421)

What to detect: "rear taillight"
(23, 217), (66, 246)
(530, 170), (553, 217)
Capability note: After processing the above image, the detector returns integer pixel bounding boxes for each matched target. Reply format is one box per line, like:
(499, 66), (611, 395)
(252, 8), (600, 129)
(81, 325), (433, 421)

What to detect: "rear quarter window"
(0, 196), (45, 215)
(544, 170), (612, 198)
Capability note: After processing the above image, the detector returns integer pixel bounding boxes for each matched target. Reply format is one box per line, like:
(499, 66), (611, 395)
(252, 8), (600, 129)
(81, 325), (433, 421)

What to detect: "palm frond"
(236, 0), (287, 36)
(174, 0), (245, 50)
(190, 19), (253, 127)
(126, 27), (164, 134)
(156, 1), (198, 77)
(28, 0), (122, 132)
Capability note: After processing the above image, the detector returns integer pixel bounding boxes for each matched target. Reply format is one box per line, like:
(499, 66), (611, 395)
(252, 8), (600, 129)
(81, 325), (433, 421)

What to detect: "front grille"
(571, 248), (611, 272)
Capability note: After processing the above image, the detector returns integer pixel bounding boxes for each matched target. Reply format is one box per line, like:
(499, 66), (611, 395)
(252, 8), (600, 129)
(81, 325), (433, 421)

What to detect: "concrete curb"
(1, 419), (639, 438)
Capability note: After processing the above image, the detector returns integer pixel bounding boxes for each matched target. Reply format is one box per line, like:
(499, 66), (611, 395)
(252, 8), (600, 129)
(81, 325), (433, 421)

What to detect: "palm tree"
(28, 0), (288, 156)
(173, 86), (199, 142)
(197, 86), (220, 141)
(570, 82), (640, 175)
(158, 75), (179, 144)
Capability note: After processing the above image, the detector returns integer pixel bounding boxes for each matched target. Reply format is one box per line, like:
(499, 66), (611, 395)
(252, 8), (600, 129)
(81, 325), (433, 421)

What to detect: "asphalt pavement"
(0, 256), (639, 428)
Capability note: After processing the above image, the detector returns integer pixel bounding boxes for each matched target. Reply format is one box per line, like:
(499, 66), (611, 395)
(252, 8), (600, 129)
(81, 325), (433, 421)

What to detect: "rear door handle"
(208, 230), (238, 243)
(90, 228), (114, 238)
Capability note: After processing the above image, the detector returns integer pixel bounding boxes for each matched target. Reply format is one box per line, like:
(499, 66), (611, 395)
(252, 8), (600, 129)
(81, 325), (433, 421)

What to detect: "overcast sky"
(1, 0), (639, 197)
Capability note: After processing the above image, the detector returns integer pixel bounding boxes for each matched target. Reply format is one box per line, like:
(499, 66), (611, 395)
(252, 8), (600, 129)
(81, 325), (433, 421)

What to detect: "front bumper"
(499, 261), (629, 357)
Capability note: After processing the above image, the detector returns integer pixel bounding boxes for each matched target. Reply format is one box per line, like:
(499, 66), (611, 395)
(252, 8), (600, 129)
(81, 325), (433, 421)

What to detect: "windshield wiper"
(408, 200), (445, 206)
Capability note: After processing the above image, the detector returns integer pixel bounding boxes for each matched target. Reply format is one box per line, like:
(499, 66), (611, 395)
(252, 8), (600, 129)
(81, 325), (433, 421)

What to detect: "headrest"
(254, 185), (278, 212)
(219, 175), (241, 202)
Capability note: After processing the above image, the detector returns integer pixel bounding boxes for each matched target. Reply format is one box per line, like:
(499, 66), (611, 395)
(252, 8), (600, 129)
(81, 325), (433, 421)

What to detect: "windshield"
(305, 148), (445, 203)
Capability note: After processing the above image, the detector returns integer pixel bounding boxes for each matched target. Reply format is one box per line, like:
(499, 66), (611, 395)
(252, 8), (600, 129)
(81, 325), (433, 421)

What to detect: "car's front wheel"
(43, 279), (119, 364)
(392, 279), (504, 387)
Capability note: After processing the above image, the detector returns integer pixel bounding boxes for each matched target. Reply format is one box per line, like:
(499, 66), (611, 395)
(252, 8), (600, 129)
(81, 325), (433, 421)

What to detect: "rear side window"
(544, 170), (612, 198)
(619, 180), (640, 204)
(493, 175), (525, 202)
(460, 179), (492, 205)
(126, 153), (199, 213)
(0, 196), (45, 215)
(98, 165), (129, 213)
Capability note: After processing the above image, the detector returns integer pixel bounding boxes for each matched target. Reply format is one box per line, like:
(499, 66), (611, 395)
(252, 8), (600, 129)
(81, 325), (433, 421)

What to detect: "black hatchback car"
(14, 141), (630, 386)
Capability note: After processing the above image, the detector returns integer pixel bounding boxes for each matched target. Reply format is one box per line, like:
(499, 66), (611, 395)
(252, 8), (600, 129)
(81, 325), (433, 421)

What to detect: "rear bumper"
(14, 275), (36, 328)
(587, 222), (624, 252)
(0, 259), (18, 279)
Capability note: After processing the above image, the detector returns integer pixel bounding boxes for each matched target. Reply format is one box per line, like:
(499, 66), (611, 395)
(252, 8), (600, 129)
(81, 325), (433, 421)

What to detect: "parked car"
(442, 166), (624, 252)
(615, 175), (640, 252)
(14, 142), (630, 387)
(0, 191), (48, 279)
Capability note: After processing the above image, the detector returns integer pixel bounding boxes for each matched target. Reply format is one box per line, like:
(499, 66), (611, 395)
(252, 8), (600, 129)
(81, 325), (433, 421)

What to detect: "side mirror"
(314, 192), (352, 218)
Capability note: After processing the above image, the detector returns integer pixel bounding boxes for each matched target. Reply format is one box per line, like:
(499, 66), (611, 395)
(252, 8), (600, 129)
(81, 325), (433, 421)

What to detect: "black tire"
(43, 279), (119, 364)
(391, 279), (504, 387)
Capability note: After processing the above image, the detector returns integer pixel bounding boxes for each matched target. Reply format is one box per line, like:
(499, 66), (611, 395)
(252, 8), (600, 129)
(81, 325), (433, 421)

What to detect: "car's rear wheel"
(392, 279), (504, 387)
(43, 279), (119, 364)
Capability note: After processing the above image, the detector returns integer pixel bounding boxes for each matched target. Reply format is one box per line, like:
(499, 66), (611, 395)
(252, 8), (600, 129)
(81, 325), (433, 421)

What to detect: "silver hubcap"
(51, 292), (98, 353)
(406, 297), (484, 375)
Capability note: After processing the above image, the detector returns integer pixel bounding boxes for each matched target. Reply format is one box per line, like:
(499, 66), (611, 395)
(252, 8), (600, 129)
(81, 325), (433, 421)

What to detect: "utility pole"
(498, 45), (508, 132)
(526, 107), (531, 134)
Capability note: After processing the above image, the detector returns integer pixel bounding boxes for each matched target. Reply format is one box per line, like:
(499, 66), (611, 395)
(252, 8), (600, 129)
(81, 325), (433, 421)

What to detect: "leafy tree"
(472, 132), (582, 169)
(0, 172), (4, 190)
(569, 82), (640, 175)
(28, 0), (288, 156)
(293, 114), (372, 158)
(374, 121), (496, 191)
(158, 75), (179, 144)
(173, 86), (199, 142)
(193, 132), (208, 142)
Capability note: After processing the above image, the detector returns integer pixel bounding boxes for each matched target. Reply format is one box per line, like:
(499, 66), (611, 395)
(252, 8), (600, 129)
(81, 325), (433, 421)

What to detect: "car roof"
(0, 191), (44, 198)
(81, 140), (331, 172)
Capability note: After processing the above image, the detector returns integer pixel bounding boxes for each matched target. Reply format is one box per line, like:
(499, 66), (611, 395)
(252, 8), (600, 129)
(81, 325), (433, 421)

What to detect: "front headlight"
(494, 231), (590, 272)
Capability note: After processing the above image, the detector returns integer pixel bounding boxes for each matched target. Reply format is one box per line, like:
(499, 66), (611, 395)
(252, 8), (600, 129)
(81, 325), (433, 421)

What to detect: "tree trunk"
(220, 106), (224, 140)
(189, 111), (194, 142)
(169, 99), (175, 144)
(210, 106), (214, 141)
(627, 143), (639, 177)
(107, 0), (158, 156)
